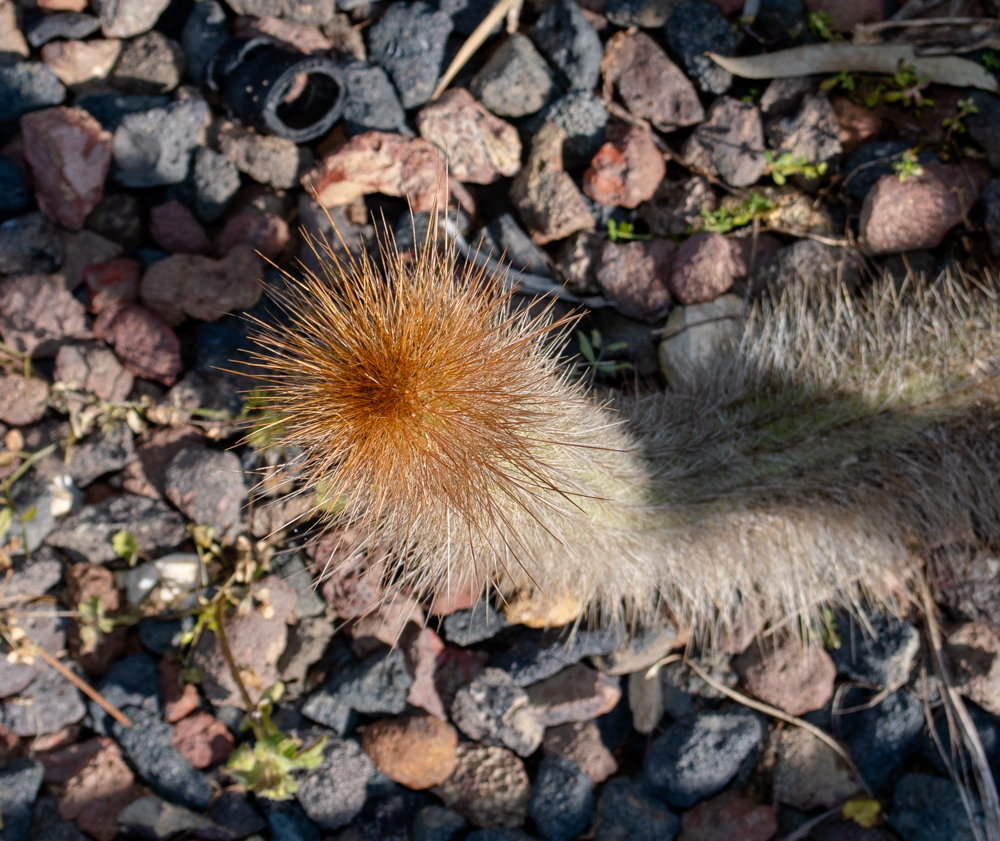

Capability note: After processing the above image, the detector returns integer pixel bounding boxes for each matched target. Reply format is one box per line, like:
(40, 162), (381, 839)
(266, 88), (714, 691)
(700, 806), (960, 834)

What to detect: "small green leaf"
(577, 331), (596, 363)
(112, 529), (139, 562)
(0, 507), (14, 543)
(19, 505), (36, 523)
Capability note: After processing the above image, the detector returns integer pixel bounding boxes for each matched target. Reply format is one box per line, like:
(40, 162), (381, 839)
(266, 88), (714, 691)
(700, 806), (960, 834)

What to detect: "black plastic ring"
(206, 37), (347, 143)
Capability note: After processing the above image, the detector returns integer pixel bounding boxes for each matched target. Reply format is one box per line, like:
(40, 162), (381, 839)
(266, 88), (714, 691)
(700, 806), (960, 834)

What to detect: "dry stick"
(214, 599), (258, 720)
(431, 0), (521, 101)
(918, 576), (1000, 841)
(26, 641), (132, 728)
(683, 658), (873, 798)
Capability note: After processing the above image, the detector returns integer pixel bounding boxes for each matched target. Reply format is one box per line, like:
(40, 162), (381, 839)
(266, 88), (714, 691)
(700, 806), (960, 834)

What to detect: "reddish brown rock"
(0, 374), (48, 426)
(435, 743), (530, 828)
(315, 527), (382, 618)
(20, 107), (113, 231)
(149, 200), (210, 254)
(427, 577), (482, 617)
(55, 229), (124, 292)
(0, 273), (88, 357)
(65, 562), (127, 675)
(525, 663), (621, 726)
(172, 711), (235, 769)
(218, 206), (292, 261)
(55, 341), (134, 402)
(93, 304), (182, 385)
(510, 122), (594, 246)
(57, 737), (144, 841)
(158, 659), (200, 723)
(361, 712), (459, 789)
(542, 720), (617, 783)
(734, 641), (835, 716)
(595, 239), (673, 322)
(139, 244), (264, 326)
(860, 162), (989, 255)
(678, 790), (777, 841)
(405, 625), (488, 719)
(416, 88), (521, 185)
(832, 96), (883, 156)
(83, 258), (140, 314)
(668, 232), (737, 305)
(42, 39), (121, 87)
(348, 592), (425, 658)
(122, 425), (204, 499)
(301, 131), (448, 212)
(583, 123), (665, 208)
(602, 31), (704, 133)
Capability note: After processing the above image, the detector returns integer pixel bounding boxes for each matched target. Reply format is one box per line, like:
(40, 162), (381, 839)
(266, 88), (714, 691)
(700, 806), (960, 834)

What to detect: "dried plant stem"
(213, 600), (258, 723)
(431, 0), (521, 100)
(26, 641), (131, 728)
(683, 658), (872, 797)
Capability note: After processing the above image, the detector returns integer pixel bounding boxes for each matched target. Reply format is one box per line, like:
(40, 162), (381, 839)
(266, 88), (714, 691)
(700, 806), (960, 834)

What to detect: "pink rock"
(602, 32), (704, 133)
(668, 231), (737, 304)
(542, 720), (617, 783)
(149, 200), (210, 254)
(804, 0), (883, 31)
(595, 239), (673, 322)
(734, 640), (836, 716)
(0, 0), (28, 61)
(679, 791), (777, 841)
(42, 39), (121, 87)
(121, 425), (204, 499)
(55, 342), (134, 403)
(56, 737), (143, 841)
(525, 663), (621, 726)
(233, 15), (334, 53)
(158, 659), (200, 724)
(428, 577), (483, 617)
(84, 258), (140, 314)
(832, 96), (883, 156)
(0, 374), (48, 426)
(139, 244), (264, 325)
(583, 123), (665, 209)
(93, 304), (183, 385)
(348, 592), (425, 658)
(301, 131), (449, 212)
(416, 88), (522, 185)
(860, 162), (989, 255)
(218, 206), (292, 261)
(0, 273), (88, 357)
(38, 0), (87, 9)
(20, 107), (113, 231)
(172, 711), (235, 768)
(314, 527), (382, 618)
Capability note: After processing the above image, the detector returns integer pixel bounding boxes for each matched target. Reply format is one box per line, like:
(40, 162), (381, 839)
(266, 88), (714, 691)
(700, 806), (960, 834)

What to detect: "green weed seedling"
(893, 149), (924, 182)
(700, 192), (773, 235)
(807, 10), (836, 42)
(577, 329), (633, 380)
(763, 151), (828, 186)
(606, 219), (651, 243)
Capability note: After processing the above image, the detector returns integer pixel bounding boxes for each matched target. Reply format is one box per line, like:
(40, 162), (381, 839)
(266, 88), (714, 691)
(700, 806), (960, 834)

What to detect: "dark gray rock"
(47, 493), (187, 564)
(76, 91), (171, 131)
(114, 707), (213, 809)
(294, 732), (374, 830)
(0, 156), (28, 212)
(451, 667), (543, 756)
(665, 0), (736, 94)
(987, 178), (1000, 257)
(755, 0), (805, 41)
(30, 797), (89, 841)
(536, 91), (608, 170)
(182, 0), (229, 84)
(841, 689), (924, 794)
(593, 776), (679, 841)
(164, 446), (246, 543)
(889, 773), (985, 841)
(413, 805), (467, 841)
(830, 612), (920, 690)
(0, 62), (64, 121)
(766, 92), (841, 171)
(271, 552), (326, 619)
(477, 213), (554, 279)
(466, 831), (535, 841)
(530, 755), (593, 841)
(339, 58), (410, 137)
(470, 33), (558, 118)
(113, 98), (211, 188)
(0, 213), (63, 274)
(209, 791), (268, 838)
(920, 703), (999, 777)
(682, 96), (766, 188)
(528, 0), (602, 92)
(261, 800), (323, 841)
(91, 652), (160, 734)
(966, 90), (1000, 170)
(26, 12), (101, 47)
(605, 0), (674, 27)
(368, 1), (453, 110)
(85, 191), (144, 250)
(138, 616), (185, 655)
(759, 76), (815, 118)
(66, 422), (135, 487)
(0, 605), (65, 698)
(6, 471), (59, 553)
(490, 628), (621, 686)
(440, 0), (501, 34)
(642, 709), (766, 808)
(301, 648), (412, 734)
(0, 759), (44, 841)
(2, 658), (86, 736)
(5, 546), (63, 599)
(112, 30), (185, 95)
(192, 147), (240, 223)
(443, 603), (509, 646)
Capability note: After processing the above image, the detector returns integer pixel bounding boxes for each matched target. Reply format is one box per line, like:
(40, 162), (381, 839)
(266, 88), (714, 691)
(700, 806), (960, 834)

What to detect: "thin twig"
(431, 0), (521, 101)
(27, 641), (132, 728)
(213, 599), (258, 721)
(684, 658), (873, 797)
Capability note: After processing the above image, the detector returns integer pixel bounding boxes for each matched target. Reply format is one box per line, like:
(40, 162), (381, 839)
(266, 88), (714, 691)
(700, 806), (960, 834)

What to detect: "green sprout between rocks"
(577, 329), (633, 380)
(606, 219), (651, 243)
(865, 60), (933, 113)
(819, 70), (856, 95)
(807, 10), (837, 42)
(763, 151), (828, 186)
(983, 51), (1000, 74)
(893, 149), (924, 182)
(942, 97), (979, 143)
(700, 192), (773, 234)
